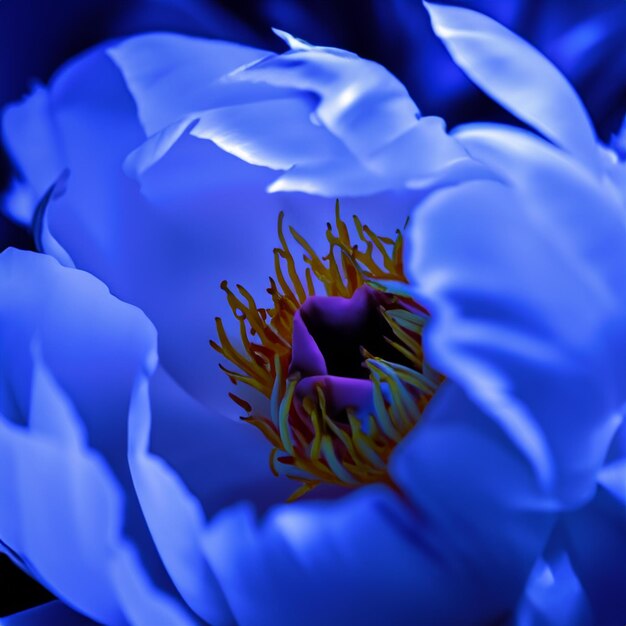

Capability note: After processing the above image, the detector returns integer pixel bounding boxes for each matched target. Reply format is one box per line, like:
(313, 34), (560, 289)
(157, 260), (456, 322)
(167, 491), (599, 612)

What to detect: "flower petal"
(2, 601), (97, 626)
(405, 176), (626, 503)
(560, 424), (626, 625)
(0, 249), (196, 625)
(513, 539), (594, 626)
(1, 85), (66, 225)
(227, 34), (419, 161)
(453, 123), (626, 296)
(128, 364), (293, 625)
(106, 32), (270, 137)
(0, 248), (156, 485)
(212, 33), (478, 191)
(0, 371), (125, 625)
(198, 382), (554, 625)
(112, 31), (478, 195)
(424, 2), (601, 175)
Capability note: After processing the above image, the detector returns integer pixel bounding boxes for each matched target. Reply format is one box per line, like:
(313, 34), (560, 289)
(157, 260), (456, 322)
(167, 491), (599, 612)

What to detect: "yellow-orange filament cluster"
(211, 203), (441, 500)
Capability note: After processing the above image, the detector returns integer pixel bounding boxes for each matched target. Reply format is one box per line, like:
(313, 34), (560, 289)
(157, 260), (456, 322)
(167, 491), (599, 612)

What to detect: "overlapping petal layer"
(0, 249), (198, 625)
(425, 2), (602, 173)
(111, 31), (479, 195)
(421, 5), (626, 622)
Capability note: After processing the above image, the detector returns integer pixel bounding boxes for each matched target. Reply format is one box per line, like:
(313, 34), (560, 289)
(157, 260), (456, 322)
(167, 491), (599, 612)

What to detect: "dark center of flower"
(211, 203), (442, 501)
(294, 286), (415, 381)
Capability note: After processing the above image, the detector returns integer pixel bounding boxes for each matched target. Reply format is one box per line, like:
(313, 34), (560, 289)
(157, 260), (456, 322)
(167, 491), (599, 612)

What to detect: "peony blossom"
(1, 3), (626, 625)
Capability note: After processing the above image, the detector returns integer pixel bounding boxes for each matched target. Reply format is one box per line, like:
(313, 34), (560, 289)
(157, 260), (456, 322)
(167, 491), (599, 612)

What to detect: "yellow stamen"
(212, 202), (442, 500)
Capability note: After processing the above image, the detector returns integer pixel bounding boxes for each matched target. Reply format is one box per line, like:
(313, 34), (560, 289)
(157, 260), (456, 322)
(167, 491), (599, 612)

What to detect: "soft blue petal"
(228, 37), (419, 160)
(107, 32), (270, 136)
(390, 382), (558, 621)
(561, 424), (626, 625)
(218, 35), (477, 190)
(513, 527), (594, 626)
(2, 46), (226, 411)
(1, 42), (143, 239)
(0, 248), (156, 485)
(1, 601), (97, 626)
(425, 2), (601, 174)
(2, 85), (67, 225)
(113, 31), (477, 196)
(198, 383), (553, 625)
(405, 178), (626, 503)
(453, 123), (626, 293)
(0, 371), (125, 624)
(200, 489), (470, 626)
(128, 374), (235, 626)
(127, 365), (294, 625)
(190, 96), (344, 172)
(514, 558), (593, 626)
(0, 249), (196, 626)
(108, 542), (200, 626)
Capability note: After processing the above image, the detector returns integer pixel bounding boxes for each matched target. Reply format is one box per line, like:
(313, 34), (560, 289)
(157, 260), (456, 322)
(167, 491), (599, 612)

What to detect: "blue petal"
(112, 32), (477, 196)
(206, 33), (477, 192)
(1, 42), (144, 237)
(200, 488), (487, 625)
(391, 382), (558, 621)
(197, 383), (553, 625)
(107, 33), (270, 137)
(1, 44), (232, 413)
(228, 34), (419, 160)
(424, 2), (602, 175)
(0, 248), (156, 486)
(128, 364), (293, 625)
(2, 85), (66, 225)
(0, 249), (196, 625)
(453, 124), (626, 296)
(513, 539), (594, 626)
(405, 176), (626, 503)
(0, 368), (125, 624)
(561, 424), (626, 625)
(1, 601), (97, 626)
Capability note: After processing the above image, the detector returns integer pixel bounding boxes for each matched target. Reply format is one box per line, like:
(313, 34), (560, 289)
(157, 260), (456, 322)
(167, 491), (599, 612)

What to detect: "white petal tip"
(271, 28), (312, 51)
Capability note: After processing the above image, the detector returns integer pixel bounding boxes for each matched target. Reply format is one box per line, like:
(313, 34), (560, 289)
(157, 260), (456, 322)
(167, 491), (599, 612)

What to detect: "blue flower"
(1, 4), (625, 626)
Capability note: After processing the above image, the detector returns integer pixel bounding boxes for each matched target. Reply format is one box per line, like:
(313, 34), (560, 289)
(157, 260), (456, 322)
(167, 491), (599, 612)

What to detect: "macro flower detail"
(0, 2), (626, 625)
(213, 207), (440, 499)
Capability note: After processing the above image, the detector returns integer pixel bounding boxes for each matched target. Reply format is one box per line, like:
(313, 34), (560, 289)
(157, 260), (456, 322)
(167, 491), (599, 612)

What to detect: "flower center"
(211, 203), (442, 501)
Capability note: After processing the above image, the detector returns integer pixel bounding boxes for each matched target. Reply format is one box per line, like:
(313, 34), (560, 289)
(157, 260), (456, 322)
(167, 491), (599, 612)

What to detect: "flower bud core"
(211, 202), (441, 501)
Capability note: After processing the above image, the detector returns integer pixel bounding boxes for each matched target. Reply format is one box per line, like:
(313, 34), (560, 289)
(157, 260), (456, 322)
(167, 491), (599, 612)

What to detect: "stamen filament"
(212, 204), (441, 500)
